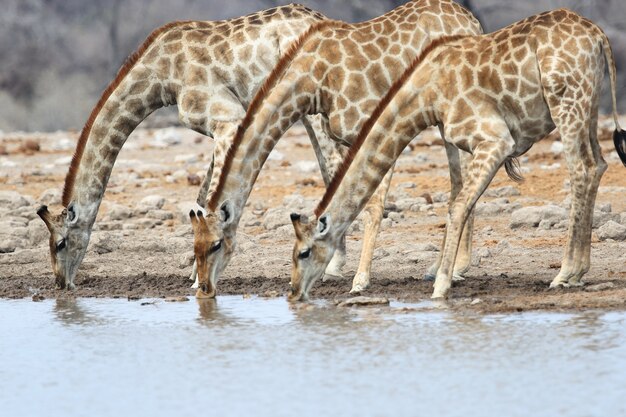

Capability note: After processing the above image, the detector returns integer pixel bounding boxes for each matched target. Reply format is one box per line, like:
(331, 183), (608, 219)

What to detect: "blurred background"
(1, 0), (624, 132)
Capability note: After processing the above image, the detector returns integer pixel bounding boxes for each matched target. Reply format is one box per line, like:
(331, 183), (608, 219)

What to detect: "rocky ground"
(1, 119), (625, 313)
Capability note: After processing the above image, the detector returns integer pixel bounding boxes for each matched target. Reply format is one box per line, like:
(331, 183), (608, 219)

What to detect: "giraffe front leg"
(426, 139), (474, 282)
(433, 137), (513, 299)
(350, 166), (394, 293)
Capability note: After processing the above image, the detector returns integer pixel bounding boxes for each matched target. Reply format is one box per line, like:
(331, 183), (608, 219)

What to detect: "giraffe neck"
(210, 78), (313, 225)
(321, 82), (437, 244)
(65, 69), (166, 225)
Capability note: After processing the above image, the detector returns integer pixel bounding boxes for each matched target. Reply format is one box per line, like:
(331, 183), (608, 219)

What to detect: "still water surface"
(0, 296), (624, 417)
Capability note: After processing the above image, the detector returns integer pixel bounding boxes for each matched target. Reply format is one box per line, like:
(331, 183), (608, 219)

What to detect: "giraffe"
(36, 4), (335, 290)
(288, 9), (626, 301)
(193, 0), (483, 298)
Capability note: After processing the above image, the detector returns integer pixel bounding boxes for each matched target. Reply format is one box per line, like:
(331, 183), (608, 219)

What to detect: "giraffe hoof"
(549, 280), (568, 289)
(350, 273), (370, 294)
(423, 272), (436, 282)
(452, 273), (466, 282)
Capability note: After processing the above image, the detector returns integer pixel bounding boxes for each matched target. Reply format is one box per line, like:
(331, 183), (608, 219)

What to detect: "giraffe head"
(37, 203), (91, 289)
(288, 212), (334, 302)
(189, 201), (235, 298)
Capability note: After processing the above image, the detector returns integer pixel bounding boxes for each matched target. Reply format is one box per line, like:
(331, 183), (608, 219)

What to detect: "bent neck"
(67, 76), (166, 226)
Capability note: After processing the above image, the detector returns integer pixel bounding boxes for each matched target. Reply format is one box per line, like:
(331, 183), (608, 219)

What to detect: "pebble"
(550, 141), (564, 154)
(373, 248), (389, 260)
(263, 207), (290, 230)
(55, 156), (73, 166)
(136, 195), (165, 214)
(294, 161), (318, 173)
(470, 298), (482, 305)
(38, 189), (62, 206)
(484, 185), (521, 198)
(28, 219), (48, 246)
(380, 218), (392, 230)
(187, 174), (202, 186)
(146, 210), (174, 221)
(388, 212), (403, 222)
(596, 221), (626, 241)
(164, 296), (189, 302)
(510, 205), (567, 229)
(174, 154), (198, 164)
(179, 251), (195, 269)
(585, 282), (615, 292)
(0, 191), (30, 210)
(337, 296), (390, 307)
(105, 203), (133, 221)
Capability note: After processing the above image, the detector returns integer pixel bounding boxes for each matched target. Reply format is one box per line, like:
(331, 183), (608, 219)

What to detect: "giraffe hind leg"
(548, 92), (605, 288)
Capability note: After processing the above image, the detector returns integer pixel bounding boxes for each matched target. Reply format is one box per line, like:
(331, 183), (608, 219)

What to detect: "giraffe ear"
(219, 201), (234, 226)
(66, 202), (78, 225)
(314, 214), (331, 240)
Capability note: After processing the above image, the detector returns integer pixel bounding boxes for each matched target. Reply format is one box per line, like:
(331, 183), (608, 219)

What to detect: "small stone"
(164, 296), (189, 302)
(585, 282), (615, 292)
(263, 207), (290, 230)
(260, 290), (281, 298)
(596, 221), (626, 241)
(373, 248), (389, 260)
(380, 218), (392, 230)
(592, 211), (620, 229)
(294, 161), (318, 173)
(146, 210), (174, 221)
(388, 212), (403, 222)
(20, 139), (40, 153)
(31, 294), (45, 302)
(267, 150), (285, 161)
(398, 182), (416, 189)
(599, 203), (612, 213)
(470, 298), (482, 305)
(179, 252), (195, 269)
(420, 193), (433, 205)
(477, 247), (491, 258)
(550, 141), (564, 154)
(105, 203), (133, 221)
(174, 154), (198, 164)
(484, 185), (521, 198)
(510, 205), (567, 229)
(38, 189), (62, 206)
(432, 192), (449, 203)
(187, 174), (202, 186)
(337, 296), (389, 307)
(55, 156), (73, 166)
(136, 195), (165, 214)
(90, 233), (120, 255)
(28, 219), (48, 246)
(0, 191), (30, 210)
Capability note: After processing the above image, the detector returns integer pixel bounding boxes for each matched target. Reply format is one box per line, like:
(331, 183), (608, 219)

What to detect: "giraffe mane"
(61, 20), (192, 207)
(314, 34), (468, 218)
(207, 19), (344, 211)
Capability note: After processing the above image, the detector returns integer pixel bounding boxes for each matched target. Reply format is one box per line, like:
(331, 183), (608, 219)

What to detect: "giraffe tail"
(600, 29), (626, 167)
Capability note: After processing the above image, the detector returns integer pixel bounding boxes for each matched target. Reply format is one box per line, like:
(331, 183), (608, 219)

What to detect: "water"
(1, 296), (625, 417)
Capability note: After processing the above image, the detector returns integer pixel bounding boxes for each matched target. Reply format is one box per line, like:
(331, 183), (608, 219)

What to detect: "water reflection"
(53, 298), (103, 326)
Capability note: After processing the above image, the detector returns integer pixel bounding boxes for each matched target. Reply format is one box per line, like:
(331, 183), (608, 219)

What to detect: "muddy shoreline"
(1, 123), (625, 314)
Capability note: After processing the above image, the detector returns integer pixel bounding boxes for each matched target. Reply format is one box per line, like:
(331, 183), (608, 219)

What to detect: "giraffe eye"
(298, 248), (311, 259)
(209, 240), (222, 254)
(56, 238), (66, 252)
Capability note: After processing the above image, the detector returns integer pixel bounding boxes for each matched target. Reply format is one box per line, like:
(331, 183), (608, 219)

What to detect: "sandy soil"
(1, 120), (625, 313)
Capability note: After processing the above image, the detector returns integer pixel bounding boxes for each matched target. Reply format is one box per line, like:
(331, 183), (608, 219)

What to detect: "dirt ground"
(1, 119), (625, 313)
